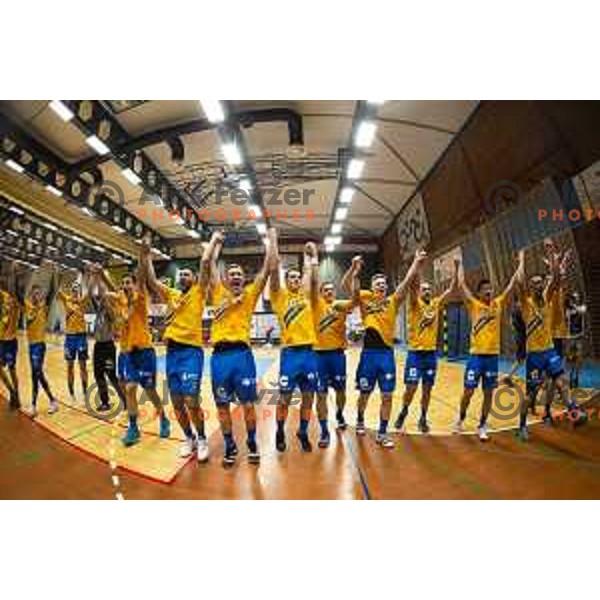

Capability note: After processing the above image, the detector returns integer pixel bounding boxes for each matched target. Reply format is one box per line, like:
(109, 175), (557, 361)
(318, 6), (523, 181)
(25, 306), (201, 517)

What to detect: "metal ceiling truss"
(0, 111), (171, 259)
(62, 100), (206, 241)
(0, 197), (131, 271)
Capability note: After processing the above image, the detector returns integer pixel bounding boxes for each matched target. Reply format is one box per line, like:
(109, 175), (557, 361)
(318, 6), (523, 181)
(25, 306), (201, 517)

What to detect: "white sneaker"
(477, 424), (489, 441)
(179, 436), (197, 458)
(28, 405), (38, 418)
(356, 422), (366, 436)
(452, 419), (464, 434)
(196, 437), (209, 463)
(375, 433), (394, 448)
(48, 401), (59, 415)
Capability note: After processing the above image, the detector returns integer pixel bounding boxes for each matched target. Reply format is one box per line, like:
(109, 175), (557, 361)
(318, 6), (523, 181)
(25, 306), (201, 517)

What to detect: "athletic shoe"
(375, 433), (394, 448)
(159, 416), (171, 439)
(336, 413), (347, 431)
(516, 425), (529, 441)
(47, 400), (59, 415)
(318, 430), (331, 449)
(452, 419), (464, 434)
(275, 429), (286, 452)
(394, 412), (407, 432)
(247, 439), (260, 464)
(97, 403), (111, 412)
(296, 431), (313, 452)
(197, 437), (209, 463)
(223, 443), (237, 467)
(179, 436), (197, 458)
(122, 425), (140, 447)
(418, 418), (431, 434)
(27, 404), (38, 418)
(542, 410), (554, 425)
(356, 421), (366, 436)
(478, 424), (489, 442)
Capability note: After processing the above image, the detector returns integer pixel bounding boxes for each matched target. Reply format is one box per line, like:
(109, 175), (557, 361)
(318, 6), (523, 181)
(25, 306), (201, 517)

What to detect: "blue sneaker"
(122, 425), (140, 447)
(159, 416), (171, 439)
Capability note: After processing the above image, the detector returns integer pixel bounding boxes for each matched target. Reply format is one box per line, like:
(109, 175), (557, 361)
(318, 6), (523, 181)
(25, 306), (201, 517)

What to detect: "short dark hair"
(477, 278), (491, 292)
(226, 263), (244, 273)
(285, 268), (301, 280)
(320, 281), (334, 291)
(371, 273), (386, 284)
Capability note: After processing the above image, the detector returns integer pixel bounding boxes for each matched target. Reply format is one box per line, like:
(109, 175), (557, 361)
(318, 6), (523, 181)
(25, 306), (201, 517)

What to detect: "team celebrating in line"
(0, 230), (587, 465)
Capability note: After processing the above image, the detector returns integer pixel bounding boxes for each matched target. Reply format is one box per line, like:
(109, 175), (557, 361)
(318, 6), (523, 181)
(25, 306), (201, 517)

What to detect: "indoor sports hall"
(1, 100), (600, 499)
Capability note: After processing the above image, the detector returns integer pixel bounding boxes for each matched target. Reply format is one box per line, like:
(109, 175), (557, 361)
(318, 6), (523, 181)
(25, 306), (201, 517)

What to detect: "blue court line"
(342, 434), (372, 500)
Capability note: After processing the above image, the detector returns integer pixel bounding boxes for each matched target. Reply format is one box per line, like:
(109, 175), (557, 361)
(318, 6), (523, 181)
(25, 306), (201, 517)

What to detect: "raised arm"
(203, 231), (225, 291)
(340, 256), (360, 296)
(439, 259), (459, 305)
(139, 235), (168, 301)
(457, 259), (476, 304)
(253, 227), (276, 295)
(394, 248), (427, 303)
(349, 255), (363, 305)
(303, 241), (319, 303)
(502, 250), (525, 299)
(268, 227), (281, 294)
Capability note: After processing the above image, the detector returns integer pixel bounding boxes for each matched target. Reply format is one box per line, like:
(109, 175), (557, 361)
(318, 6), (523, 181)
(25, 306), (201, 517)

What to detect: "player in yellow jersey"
(141, 232), (221, 462)
(57, 274), (90, 402)
(341, 250), (426, 448)
(453, 252), (523, 441)
(544, 238), (570, 361)
(113, 251), (171, 447)
(394, 258), (458, 434)
(269, 230), (319, 453)
(0, 261), (22, 410)
(310, 250), (357, 447)
(515, 247), (584, 440)
(207, 228), (275, 466)
(23, 262), (60, 416)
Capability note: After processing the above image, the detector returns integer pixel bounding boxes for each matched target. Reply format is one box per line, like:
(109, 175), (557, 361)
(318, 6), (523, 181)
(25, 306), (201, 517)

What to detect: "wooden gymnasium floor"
(2, 334), (600, 499)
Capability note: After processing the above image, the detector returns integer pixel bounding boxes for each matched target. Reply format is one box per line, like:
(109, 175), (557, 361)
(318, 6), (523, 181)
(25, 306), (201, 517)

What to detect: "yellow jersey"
(407, 296), (442, 351)
(359, 290), (401, 348)
(211, 281), (261, 346)
(270, 287), (316, 347)
(0, 291), (20, 341)
(119, 290), (152, 352)
(25, 299), (47, 344)
(466, 293), (507, 355)
(57, 291), (88, 335)
(313, 297), (352, 351)
(522, 290), (553, 353)
(163, 284), (206, 347)
(550, 287), (568, 338)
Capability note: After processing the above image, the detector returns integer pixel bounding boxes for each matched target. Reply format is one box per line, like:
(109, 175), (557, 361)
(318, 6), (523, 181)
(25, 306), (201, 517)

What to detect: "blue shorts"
(464, 354), (499, 389)
(64, 333), (88, 361)
(211, 346), (257, 405)
(0, 338), (18, 368)
(166, 343), (203, 397)
(279, 347), (318, 394)
(29, 342), (46, 375)
(356, 347), (396, 393)
(404, 350), (437, 386)
(118, 348), (157, 389)
(316, 349), (346, 392)
(526, 349), (564, 388)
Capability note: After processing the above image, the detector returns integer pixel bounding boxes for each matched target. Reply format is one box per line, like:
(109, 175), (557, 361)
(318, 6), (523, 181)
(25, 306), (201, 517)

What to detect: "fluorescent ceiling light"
(367, 100), (386, 105)
(248, 204), (262, 218)
(8, 206), (24, 215)
(5, 159), (25, 173)
(49, 100), (74, 122)
(92, 245), (105, 253)
(331, 223), (343, 235)
(121, 168), (142, 186)
(256, 222), (267, 235)
(354, 121), (377, 148)
(222, 143), (242, 166)
(86, 135), (110, 156)
(72, 235), (84, 243)
(335, 207), (348, 221)
(45, 223), (58, 231)
(347, 159), (364, 179)
(200, 100), (225, 124)
(324, 236), (342, 246)
(340, 187), (354, 204)
(6, 229), (18, 236)
(45, 185), (63, 197)
(112, 225), (125, 233)
(80, 207), (94, 217)
(325, 244), (335, 253)
(239, 178), (253, 192)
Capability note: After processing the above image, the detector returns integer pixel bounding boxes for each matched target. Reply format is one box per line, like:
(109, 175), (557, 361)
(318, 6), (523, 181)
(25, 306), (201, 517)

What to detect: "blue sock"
(378, 419), (388, 435)
(319, 419), (329, 435)
(299, 419), (309, 434)
(247, 428), (256, 444)
(128, 415), (138, 429)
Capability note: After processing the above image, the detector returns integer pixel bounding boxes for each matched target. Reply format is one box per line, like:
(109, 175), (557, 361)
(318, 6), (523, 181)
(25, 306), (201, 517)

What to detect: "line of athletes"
(0, 229), (587, 466)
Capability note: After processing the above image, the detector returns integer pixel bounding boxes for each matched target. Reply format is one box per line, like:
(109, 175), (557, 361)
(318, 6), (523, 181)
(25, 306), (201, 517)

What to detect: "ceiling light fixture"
(354, 121), (377, 148)
(222, 143), (242, 166)
(49, 100), (74, 122)
(85, 135), (110, 156)
(200, 100), (225, 124)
